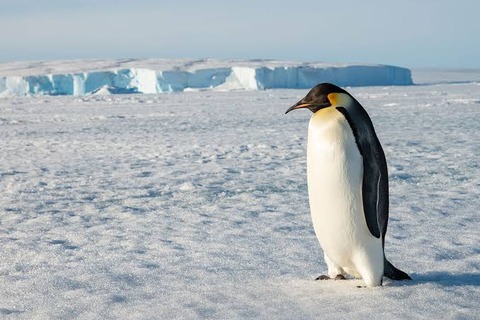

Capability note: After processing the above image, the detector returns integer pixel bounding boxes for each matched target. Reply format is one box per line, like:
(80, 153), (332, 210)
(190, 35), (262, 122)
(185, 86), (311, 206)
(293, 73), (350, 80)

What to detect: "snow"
(0, 59), (413, 96)
(412, 68), (480, 85)
(0, 70), (479, 319)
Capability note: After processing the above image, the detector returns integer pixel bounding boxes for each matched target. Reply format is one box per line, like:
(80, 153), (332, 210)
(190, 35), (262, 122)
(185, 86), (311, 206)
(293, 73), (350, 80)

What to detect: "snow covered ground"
(0, 72), (479, 319)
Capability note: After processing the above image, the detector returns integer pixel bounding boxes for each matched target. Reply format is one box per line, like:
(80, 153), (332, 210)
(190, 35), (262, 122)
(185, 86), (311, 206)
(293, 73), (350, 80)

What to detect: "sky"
(0, 0), (479, 68)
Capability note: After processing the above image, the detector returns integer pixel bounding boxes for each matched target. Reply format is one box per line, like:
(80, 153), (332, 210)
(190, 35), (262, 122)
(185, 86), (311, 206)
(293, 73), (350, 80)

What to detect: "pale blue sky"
(1, 0), (479, 68)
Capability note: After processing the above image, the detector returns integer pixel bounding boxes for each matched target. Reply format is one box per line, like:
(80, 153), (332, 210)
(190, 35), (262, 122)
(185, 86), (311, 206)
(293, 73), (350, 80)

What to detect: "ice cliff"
(0, 59), (413, 96)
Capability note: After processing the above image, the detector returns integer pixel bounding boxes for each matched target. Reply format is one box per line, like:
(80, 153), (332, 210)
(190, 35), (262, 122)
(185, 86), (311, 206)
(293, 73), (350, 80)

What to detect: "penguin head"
(285, 83), (350, 114)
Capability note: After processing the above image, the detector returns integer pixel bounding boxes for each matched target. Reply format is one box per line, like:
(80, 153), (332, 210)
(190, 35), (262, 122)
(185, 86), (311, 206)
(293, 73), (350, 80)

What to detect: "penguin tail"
(384, 258), (411, 280)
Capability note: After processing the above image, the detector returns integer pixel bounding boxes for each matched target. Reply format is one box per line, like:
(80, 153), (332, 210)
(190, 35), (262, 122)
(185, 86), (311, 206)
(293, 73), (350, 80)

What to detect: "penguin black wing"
(336, 106), (387, 240)
(361, 138), (388, 240)
(337, 103), (411, 280)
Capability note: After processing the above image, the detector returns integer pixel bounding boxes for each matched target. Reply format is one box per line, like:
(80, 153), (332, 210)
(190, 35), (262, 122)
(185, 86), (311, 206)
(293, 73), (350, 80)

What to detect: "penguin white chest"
(307, 108), (382, 280)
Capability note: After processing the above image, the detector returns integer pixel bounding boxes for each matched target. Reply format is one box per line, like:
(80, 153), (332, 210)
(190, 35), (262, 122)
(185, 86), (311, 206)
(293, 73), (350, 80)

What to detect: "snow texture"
(0, 59), (412, 96)
(0, 70), (479, 319)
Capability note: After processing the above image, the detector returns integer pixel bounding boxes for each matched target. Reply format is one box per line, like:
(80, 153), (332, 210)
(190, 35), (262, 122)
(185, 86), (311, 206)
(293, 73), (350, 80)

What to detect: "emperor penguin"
(285, 83), (410, 287)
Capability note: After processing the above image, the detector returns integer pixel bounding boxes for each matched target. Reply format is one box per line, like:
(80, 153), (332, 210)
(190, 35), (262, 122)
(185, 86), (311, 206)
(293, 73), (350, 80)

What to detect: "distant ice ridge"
(0, 59), (413, 96)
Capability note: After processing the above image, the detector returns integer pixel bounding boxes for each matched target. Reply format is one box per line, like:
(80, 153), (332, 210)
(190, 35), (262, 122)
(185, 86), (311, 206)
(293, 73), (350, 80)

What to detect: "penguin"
(285, 83), (410, 287)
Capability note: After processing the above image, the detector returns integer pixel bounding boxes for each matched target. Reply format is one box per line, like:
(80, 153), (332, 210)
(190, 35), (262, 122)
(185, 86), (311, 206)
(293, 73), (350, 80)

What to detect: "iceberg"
(0, 59), (413, 96)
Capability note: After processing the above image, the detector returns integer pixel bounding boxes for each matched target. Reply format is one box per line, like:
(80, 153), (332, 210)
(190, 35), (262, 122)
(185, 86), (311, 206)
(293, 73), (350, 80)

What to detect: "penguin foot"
(315, 274), (346, 281)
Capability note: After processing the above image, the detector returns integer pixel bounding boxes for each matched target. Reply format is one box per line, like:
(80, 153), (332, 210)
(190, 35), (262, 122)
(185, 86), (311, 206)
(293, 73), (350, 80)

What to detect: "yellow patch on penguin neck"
(311, 104), (341, 122)
(314, 106), (337, 117)
(327, 92), (352, 107)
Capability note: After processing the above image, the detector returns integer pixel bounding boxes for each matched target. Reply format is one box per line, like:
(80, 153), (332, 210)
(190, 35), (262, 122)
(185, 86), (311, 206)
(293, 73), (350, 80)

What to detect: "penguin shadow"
(386, 271), (480, 287)
(0, 308), (24, 316)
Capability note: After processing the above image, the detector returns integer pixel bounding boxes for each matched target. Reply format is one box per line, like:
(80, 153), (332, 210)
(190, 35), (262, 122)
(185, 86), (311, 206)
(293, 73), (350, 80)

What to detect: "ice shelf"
(0, 59), (413, 96)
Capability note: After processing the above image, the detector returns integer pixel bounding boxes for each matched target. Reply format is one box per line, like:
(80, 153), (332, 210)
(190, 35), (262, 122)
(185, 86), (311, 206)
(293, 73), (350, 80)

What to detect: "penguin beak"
(285, 101), (331, 114)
